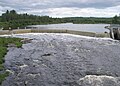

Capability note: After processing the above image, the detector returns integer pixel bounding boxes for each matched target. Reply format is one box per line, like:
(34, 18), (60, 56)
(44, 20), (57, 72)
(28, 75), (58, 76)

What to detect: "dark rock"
(7, 44), (16, 47)
(21, 38), (32, 44)
(41, 53), (52, 57)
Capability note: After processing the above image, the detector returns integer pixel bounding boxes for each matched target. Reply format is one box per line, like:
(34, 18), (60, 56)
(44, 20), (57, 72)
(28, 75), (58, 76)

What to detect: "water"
(27, 23), (110, 33)
(2, 33), (120, 86)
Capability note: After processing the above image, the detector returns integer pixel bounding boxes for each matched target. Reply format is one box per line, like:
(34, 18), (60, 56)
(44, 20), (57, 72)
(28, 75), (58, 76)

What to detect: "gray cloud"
(1, 0), (120, 10)
(0, 0), (120, 17)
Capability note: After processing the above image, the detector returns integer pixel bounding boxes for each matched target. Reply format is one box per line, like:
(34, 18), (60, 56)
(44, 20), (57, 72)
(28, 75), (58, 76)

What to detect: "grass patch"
(0, 37), (23, 85)
(0, 71), (9, 84)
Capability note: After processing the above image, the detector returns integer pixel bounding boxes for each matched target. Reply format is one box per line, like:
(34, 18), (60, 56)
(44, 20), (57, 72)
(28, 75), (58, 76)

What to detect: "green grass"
(0, 71), (9, 84)
(0, 37), (23, 84)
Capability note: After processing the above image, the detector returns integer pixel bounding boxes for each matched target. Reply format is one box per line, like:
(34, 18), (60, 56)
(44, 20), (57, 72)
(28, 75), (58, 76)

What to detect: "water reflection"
(27, 23), (110, 33)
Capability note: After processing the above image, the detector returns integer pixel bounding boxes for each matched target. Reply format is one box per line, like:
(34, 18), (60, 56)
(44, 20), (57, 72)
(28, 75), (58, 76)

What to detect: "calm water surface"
(28, 23), (110, 33)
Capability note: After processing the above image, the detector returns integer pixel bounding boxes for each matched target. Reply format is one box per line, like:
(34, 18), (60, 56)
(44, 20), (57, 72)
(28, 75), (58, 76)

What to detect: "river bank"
(1, 33), (120, 86)
(0, 37), (22, 84)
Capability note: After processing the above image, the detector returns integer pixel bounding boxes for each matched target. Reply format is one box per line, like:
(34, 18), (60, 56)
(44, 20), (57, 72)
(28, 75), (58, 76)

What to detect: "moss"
(14, 42), (23, 48)
(0, 37), (23, 85)
(0, 71), (9, 84)
(0, 64), (4, 71)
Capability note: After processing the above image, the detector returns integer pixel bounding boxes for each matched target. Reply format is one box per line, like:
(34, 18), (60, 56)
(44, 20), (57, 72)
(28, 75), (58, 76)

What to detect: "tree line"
(0, 10), (119, 30)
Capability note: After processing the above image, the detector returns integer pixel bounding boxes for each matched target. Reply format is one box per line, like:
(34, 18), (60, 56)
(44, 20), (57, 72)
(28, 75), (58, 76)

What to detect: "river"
(2, 33), (120, 86)
(27, 23), (110, 33)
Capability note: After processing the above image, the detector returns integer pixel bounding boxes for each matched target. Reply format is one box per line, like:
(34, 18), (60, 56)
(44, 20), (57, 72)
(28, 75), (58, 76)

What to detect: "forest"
(0, 10), (119, 30)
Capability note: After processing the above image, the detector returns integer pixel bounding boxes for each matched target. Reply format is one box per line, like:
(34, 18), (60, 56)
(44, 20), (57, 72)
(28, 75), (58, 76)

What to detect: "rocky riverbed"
(1, 33), (120, 86)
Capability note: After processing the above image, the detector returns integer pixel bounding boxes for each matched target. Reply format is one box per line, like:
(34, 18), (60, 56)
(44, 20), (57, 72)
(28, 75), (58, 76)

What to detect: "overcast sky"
(0, 0), (120, 17)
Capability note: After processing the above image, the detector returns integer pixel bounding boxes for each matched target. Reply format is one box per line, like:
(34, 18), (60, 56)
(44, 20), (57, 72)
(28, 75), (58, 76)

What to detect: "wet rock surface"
(78, 75), (120, 86)
(1, 33), (120, 86)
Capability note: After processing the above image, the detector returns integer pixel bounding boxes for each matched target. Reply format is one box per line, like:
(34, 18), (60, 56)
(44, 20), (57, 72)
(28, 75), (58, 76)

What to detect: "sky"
(0, 0), (120, 18)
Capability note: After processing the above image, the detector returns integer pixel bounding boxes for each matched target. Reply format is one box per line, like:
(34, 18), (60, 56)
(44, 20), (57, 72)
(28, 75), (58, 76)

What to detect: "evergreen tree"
(6, 10), (9, 14)
(112, 15), (119, 24)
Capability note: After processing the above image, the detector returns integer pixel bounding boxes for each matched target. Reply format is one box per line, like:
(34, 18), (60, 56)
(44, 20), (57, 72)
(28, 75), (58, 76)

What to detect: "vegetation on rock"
(0, 37), (22, 84)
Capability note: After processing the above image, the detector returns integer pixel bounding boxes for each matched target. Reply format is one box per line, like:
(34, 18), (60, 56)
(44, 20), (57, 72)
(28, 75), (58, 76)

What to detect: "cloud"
(0, 0), (120, 17)
(40, 6), (120, 18)
(1, 0), (120, 9)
